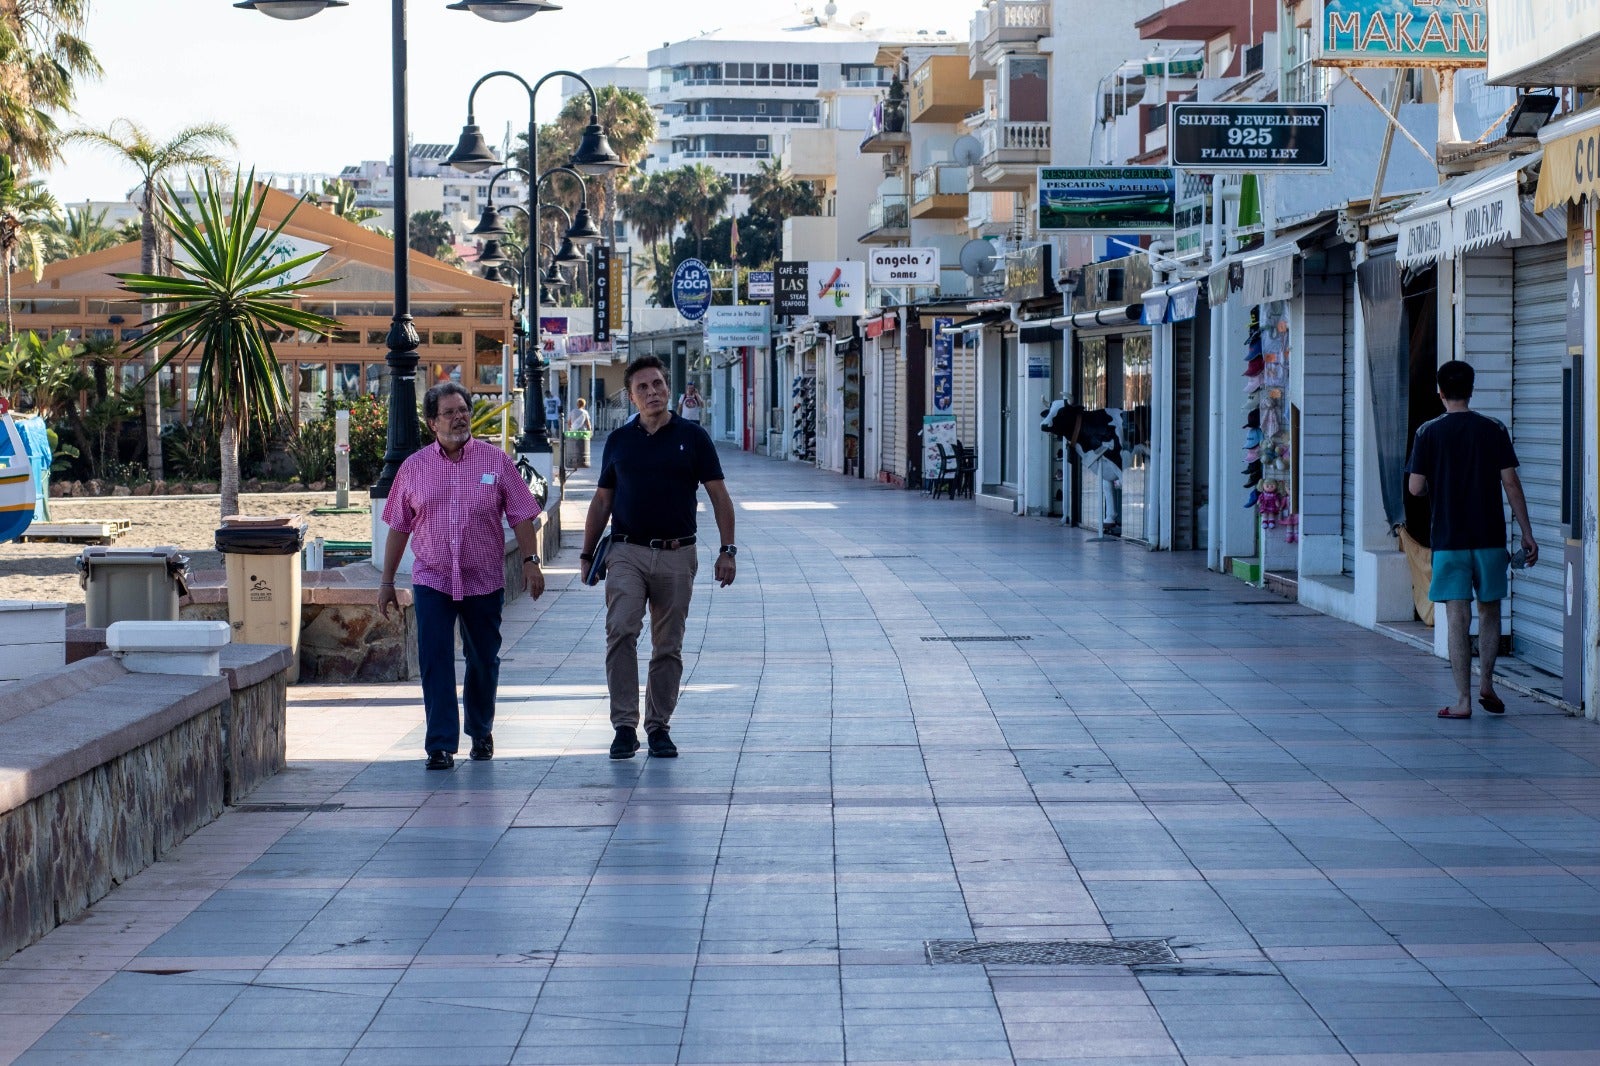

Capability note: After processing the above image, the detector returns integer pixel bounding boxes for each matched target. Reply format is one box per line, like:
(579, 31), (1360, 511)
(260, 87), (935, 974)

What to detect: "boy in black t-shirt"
(1405, 360), (1537, 719)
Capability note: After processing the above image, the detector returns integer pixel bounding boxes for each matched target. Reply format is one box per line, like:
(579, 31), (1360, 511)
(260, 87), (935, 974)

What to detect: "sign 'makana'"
(1320, 0), (1488, 66)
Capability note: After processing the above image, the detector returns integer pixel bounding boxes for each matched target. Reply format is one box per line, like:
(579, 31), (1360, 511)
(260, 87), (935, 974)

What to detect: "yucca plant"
(115, 169), (340, 520)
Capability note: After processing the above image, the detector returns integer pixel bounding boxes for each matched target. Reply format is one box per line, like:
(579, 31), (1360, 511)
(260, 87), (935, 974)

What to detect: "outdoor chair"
(927, 443), (958, 499)
(953, 441), (977, 500)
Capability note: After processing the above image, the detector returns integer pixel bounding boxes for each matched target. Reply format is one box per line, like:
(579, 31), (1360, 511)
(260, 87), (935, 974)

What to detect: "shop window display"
(1242, 304), (1296, 547)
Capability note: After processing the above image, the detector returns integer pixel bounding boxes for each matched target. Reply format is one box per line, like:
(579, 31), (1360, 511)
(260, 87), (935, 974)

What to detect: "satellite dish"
(959, 239), (1000, 278)
(823, 2), (838, 18)
(951, 135), (983, 167)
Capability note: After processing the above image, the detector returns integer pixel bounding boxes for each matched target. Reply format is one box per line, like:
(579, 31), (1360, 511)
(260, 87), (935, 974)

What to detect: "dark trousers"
(413, 583), (504, 754)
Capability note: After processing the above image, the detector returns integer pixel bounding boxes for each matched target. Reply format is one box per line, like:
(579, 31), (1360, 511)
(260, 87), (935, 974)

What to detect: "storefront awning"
(861, 312), (898, 340)
(1395, 153), (1539, 268)
(1536, 106), (1600, 212)
(1140, 279), (1201, 324)
(1206, 219), (1334, 308)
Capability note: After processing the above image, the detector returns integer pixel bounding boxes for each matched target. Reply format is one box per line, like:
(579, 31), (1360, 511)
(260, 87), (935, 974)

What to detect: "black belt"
(612, 533), (696, 550)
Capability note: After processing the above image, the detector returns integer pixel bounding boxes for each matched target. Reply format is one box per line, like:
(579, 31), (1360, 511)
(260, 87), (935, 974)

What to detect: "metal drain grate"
(232, 803), (345, 813)
(921, 635), (1032, 643)
(840, 553), (917, 560)
(927, 939), (1178, 966)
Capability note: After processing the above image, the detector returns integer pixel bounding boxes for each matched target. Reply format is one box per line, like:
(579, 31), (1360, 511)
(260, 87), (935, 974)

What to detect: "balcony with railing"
(859, 97), (910, 154)
(859, 194), (911, 244)
(971, 118), (1050, 190)
(969, 0), (1051, 75)
(911, 165), (969, 219)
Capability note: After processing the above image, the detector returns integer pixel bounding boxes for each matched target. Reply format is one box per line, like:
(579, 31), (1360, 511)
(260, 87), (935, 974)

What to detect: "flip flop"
(1437, 708), (1472, 719)
(1479, 693), (1506, 714)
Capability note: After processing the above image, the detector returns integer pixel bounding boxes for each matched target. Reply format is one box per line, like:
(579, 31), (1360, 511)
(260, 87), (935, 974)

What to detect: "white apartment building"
(644, 6), (954, 206)
(338, 143), (530, 239)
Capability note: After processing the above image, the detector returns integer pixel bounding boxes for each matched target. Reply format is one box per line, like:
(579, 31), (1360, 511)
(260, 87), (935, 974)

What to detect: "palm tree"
(320, 178), (380, 226)
(65, 118), (237, 481)
(746, 158), (821, 222)
(115, 171), (340, 521)
(674, 164), (732, 261)
(0, 1), (101, 169)
(0, 152), (59, 341)
(408, 209), (457, 260)
(43, 202), (121, 261)
(619, 171), (683, 281)
(552, 86), (655, 235)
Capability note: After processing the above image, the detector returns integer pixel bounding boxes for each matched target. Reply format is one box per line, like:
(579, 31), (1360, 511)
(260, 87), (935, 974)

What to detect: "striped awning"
(1142, 58), (1203, 77)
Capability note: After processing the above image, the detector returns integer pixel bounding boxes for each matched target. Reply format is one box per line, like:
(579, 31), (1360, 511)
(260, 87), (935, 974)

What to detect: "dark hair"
(625, 354), (667, 391)
(1436, 360), (1475, 401)
(424, 381), (472, 419)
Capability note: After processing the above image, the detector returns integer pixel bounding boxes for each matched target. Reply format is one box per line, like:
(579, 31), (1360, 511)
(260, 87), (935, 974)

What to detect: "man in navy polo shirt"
(581, 354), (737, 759)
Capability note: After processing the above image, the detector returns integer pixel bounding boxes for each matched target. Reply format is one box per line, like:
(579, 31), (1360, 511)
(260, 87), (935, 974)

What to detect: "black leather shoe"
(470, 734), (494, 761)
(609, 726), (639, 760)
(647, 728), (678, 758)
(426, 750), (455, 770)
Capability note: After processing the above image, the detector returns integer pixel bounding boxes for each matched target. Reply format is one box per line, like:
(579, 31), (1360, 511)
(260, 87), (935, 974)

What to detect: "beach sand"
(0, 494), (375, 607)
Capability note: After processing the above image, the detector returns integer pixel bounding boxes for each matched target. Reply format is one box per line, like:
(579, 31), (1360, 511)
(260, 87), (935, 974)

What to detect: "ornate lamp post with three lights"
(447, 70), (622, 478)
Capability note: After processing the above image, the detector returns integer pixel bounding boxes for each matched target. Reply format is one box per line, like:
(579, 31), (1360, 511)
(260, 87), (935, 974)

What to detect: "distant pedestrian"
(581, 355), (736, 760)
(379, 382), (546, 769)
(1405, 360), (1537, 720)
(545, 392), (562, 438)
(568, 397), (592, 433)
(677, 381), (703, 424)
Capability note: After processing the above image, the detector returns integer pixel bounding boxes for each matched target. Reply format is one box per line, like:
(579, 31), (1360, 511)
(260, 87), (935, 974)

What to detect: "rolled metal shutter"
(1342, 279), (1356, 575)
(882, 344), (902, 480)
(1510, 243), (1566, 675)
(954, 337), (977, 445)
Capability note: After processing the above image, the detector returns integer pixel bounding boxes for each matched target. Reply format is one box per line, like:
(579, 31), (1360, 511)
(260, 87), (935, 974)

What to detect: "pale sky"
(43, 0), (981, 205)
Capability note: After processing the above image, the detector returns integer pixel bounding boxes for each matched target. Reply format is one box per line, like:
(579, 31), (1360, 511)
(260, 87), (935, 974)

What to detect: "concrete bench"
(0, 623), (292, 963)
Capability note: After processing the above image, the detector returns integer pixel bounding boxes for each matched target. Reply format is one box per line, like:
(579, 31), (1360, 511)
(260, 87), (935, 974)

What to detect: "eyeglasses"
(434, 406), (471, 420)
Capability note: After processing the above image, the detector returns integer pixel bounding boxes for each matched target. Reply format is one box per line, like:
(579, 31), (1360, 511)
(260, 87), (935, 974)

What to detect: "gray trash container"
(77, 546), (190, 627)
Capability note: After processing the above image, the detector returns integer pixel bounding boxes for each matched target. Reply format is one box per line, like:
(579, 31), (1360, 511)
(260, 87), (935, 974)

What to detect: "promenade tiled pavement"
(3, 444), (1599, 1065)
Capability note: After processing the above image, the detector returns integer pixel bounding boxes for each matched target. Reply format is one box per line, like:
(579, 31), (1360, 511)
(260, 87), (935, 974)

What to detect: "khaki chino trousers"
(604, 541), (698, 731)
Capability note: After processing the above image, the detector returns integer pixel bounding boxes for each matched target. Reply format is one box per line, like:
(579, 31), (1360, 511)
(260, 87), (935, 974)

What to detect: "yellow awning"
(1536, 125), (1600, 213)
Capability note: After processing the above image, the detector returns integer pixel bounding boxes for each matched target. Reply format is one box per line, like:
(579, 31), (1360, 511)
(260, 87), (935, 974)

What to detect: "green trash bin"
(563, 430), (592, 469)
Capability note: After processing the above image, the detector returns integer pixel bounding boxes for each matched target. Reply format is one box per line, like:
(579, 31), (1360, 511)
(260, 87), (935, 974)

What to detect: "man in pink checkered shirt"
(379, 382), (544, 770)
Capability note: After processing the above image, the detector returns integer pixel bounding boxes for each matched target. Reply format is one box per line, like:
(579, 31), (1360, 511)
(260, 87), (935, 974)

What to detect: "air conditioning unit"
(756, 138), (769, 151)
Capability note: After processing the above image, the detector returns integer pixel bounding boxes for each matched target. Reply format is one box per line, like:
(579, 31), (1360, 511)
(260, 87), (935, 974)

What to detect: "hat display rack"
(1241, 303), (1296, 544)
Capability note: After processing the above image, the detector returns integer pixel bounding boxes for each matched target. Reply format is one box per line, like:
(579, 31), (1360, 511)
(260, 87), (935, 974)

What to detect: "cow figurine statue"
(1041, 399), (1125, 533)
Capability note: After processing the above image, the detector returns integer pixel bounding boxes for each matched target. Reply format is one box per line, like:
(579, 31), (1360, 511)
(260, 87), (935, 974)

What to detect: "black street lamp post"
(447, 70), (621, 466)
(470, 176), (597, 447)
(234, 0), (557, 501)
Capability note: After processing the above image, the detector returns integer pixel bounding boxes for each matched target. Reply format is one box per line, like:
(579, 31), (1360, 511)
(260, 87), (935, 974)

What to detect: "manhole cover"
(926, 939), (1178, 966)
(232, 803), (344, 813)
(921, 635), (1032, 643)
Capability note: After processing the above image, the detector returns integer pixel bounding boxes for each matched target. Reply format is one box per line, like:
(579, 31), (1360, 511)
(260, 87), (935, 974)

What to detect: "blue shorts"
(1430, 548), (1509, 603)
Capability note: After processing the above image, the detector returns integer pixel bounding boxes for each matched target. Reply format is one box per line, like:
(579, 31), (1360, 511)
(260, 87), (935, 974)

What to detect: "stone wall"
(220, 646), (293, 804)
(0, 645), (291, 963)
(0, 709), (224, 962)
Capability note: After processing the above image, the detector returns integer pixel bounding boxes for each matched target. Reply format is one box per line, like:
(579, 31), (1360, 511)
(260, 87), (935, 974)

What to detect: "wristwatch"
(719, 544), (737, 557)
(523, 553), (541, 566)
